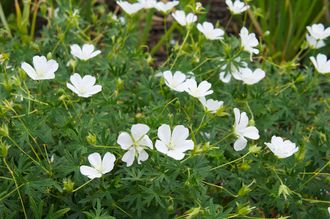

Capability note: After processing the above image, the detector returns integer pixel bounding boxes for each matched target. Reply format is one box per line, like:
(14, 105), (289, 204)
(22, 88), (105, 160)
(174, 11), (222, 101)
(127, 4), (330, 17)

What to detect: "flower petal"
(21, 62), (37, 80)
(172, 125), (189, 142)
(131, 124), (150, 141)
(155, 140), (169, 154)
(137, 149), (149, 164)
(122, 148), (135, 167)
(157, 124), (171, 144)
(117, 132), (133, 149)
(80, 166), (101, 179)
(233, 137), (247, 151)
(88, 152), (102, 169)
(101, 152), (116, 174)
(242, 126), (260, 140)
(167, 150), (185, 160)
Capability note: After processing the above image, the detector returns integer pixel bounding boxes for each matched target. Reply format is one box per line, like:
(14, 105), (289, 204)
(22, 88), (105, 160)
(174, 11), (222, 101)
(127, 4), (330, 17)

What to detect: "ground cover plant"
(0, 0), (329, 218)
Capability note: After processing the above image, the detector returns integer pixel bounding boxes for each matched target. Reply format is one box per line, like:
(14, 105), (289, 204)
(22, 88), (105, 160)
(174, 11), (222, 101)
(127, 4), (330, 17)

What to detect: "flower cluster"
(80, 123), (195, 178)
(19, 0), (313, 190)
(117, 0), (179, 15)
(306, 23), (330, 74)
(21, 44), (102, 97)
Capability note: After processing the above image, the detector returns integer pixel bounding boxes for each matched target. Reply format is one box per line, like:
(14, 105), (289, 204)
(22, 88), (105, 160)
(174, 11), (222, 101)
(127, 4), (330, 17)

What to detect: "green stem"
(30, 0), (39, 40)
(170, 28), (191, 70)
(72, 179), (93, 192)
(141, 9), (155, 46)
(150, 23), (177, 55)
(211, 151), (252, 171)
(202, 181), (238, 197)
(0, 2), (12, 37)
(299, 160), (330, 190)
(3, 158), (27, 219)
(7, 136), (50, 174)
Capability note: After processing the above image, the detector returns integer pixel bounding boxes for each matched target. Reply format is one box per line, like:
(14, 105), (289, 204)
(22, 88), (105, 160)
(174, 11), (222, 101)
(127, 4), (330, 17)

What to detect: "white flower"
(197, 22), (224, 40)
(117, 124), (153, 167)
(236, 67), (265, 85)
(265, 136), (299, 158)
(163, 70), (187, 92)
(67, 73), (102, 98)
(172, 10), (197, 27)
(184, 78), (213, 98)
(155, 124), (194, 160)
(219, 57), (248, 83)
(225, 0), (250, 14)
(138, 0), (157, 9)
(199, 97), (223, 113)
(306, 34), (325, 49)
(70, 44), (101, 61)
(306, 23), (330, 40)
(240, 27), (259, 56)
(80, 152), (116, 179)
(155, 1), (179, 13)
(233, 108), (260, 151)
(21, 55), (59, 80)
(309, 53), (330, 74)
(117, 1), (143, 14)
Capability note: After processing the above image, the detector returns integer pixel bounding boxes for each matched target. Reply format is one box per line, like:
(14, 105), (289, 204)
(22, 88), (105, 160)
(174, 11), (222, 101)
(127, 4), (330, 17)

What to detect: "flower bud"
(237, 203), (255, 215)
(146, 54), (153, 65)
(0, 141), (10, 158)
(0, 124), (9, 137)
(86, 133), (97, 145)
(63, 178), (75, 192)
(238, 185), (251, 197)
(19, 67), (27, 80)
(249, 119), (255, 126)
(278, 184), (291, 200)
(248, 145), (261, 154)
(239, 160), (250, 171)
(47, 52), (52, 60)
(116, 78), (124, 90)
(135, 112), (144, 119)
(238, 180), (255, 197)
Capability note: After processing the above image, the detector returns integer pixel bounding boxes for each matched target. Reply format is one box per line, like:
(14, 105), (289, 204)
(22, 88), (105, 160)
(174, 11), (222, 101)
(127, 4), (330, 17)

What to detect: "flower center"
(167, 139), (175, 150)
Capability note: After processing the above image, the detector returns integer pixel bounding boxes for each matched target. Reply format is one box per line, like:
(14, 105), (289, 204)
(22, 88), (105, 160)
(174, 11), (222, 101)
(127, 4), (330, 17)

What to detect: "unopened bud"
(86, 133), (97, 145)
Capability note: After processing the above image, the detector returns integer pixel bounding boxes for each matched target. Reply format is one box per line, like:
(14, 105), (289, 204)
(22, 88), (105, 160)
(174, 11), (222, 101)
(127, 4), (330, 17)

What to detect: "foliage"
(0, 0), (329, 218)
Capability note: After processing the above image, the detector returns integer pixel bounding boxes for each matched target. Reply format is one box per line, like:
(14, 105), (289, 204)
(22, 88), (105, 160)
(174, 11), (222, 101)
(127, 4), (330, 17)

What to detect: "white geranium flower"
(265, 136), (299, 158)
(225, 0), (250, 14)
(70, 44), (101, 61)
(117, 1), (143, 14)
(240, 27), (259, 56)
(237, 67), (265, 85)
(163, 70), (187, 92)
(197, 22), (224, 40)
(172, 10), (197, 27)
(310, 53), (330, 74)
(117, 124), (153, 167)
(306, 34), (325, 49)
(80, 152), (116, 179)
(199, 97), (223, 113)
(184, 78), (213, 98)
(155, 1), (179, 13)
(233, 108), (260, 151)
(138, 0), (157, 9)
(306, 23), (330, 40)
(155, 124), (194, 160)
(219, 57), (248, 83)
(67, 73), (102, 98)
(21, 55), (59, 80)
